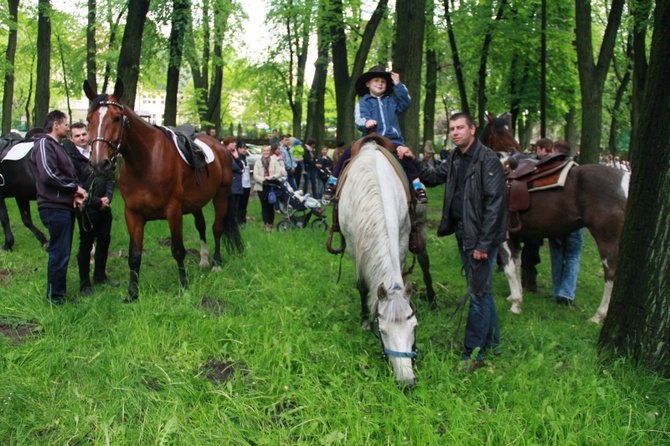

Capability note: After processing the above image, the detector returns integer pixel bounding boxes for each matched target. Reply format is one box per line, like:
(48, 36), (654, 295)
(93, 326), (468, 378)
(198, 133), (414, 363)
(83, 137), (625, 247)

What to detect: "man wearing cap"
(322, 65), (428, 204)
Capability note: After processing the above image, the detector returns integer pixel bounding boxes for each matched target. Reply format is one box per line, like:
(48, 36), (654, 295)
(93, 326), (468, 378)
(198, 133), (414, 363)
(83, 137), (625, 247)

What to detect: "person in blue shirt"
(322, 65), (428, 204)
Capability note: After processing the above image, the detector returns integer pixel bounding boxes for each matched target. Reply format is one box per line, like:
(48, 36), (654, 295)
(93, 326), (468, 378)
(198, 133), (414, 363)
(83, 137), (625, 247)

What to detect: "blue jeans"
(455, 227), (500, 360)
(549, 229), (583, 300)
(39, 208), (75, 302)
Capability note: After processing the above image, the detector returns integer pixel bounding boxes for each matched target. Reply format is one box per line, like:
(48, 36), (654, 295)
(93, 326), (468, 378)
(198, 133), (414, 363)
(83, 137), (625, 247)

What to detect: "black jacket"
(30, 135), (80, 211)
(418, 139), (507, 253)
(63, 140), (114, 213)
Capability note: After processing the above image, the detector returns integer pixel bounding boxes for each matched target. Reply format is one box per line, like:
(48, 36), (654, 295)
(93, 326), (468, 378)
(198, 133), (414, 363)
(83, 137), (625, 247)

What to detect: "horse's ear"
(377, 284), (388, 302)
(83, 80), (97, 101)
(113, 78), (124, 99)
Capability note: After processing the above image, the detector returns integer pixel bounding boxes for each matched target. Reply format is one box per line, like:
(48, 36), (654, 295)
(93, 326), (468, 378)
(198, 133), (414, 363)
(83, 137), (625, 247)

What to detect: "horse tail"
(221, 194), (244, 254)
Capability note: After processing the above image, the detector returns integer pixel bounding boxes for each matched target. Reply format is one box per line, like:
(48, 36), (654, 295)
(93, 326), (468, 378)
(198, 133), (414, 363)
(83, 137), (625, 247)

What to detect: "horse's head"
(84, 78), (128, 175)
(480, 113), (521, 153)
(375, 282), (417, 386)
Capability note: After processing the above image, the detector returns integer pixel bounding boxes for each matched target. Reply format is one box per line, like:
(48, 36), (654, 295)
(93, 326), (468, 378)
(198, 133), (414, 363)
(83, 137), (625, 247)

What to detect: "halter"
(90, 99), (128, 170)
(374, 293), (418, 361)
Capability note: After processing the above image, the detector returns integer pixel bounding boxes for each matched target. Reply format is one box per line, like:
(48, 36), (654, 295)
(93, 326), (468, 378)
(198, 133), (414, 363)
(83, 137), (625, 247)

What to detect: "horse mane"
(340, 141), (409, 312)
(381, 285), (412, 322)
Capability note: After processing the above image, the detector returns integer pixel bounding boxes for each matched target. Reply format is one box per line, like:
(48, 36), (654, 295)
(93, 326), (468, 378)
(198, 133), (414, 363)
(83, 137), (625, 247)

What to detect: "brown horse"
(83, 79), (243, 302)
(481, 114), (629, 323)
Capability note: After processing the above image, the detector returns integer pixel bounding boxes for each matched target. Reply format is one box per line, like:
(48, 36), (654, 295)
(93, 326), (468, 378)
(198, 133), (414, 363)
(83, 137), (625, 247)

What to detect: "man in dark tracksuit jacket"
(64, 122), (116, 295)
(30, 111), (87, 305)
(418, 112), (507, 372)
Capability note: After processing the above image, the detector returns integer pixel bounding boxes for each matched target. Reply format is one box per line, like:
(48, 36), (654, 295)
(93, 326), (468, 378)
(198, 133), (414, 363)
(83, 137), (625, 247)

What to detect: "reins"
(90, 100), (128, 170)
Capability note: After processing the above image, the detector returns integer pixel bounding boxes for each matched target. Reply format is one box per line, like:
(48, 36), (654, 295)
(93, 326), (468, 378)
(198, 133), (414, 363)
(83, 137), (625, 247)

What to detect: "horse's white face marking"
(92, 106), (108, 165)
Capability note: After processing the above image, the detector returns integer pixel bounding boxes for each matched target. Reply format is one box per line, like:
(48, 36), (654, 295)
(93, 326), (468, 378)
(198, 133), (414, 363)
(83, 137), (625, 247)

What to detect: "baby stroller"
(275, 183), (329, 232)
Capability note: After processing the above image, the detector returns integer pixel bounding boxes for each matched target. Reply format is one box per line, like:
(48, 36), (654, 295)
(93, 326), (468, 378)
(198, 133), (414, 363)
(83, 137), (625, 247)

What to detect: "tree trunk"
(564, 106), (578, 151)
(1, 0), (20, 135)
(164, 0), (190, 126)
(55, 33), (72, 124)
(574, 0), (625, 164)
(476, 0), (508, 129)
(330, 0), (388, 145)
(629, 0), (652, 162)
(394, 0), (425, 152)
(86, 0), (97, 93)
(607, 40), (632, 155)
(598, 0), (670, 377)
(115, 0), (151, 109)
(101, 7), (126, 93)
(305, 0), (329, 148)
(422, 0), (437, 146)
(443, 0), (469, 115)
(35, 0), (51, 126)
(540, 0), (547, 137)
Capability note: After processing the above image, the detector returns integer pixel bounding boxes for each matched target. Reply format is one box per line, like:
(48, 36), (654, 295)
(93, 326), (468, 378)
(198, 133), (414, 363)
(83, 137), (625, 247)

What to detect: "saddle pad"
(1, 142), (33, 161)
(529, 160), (575, 192)
(164, 127), (214, 165)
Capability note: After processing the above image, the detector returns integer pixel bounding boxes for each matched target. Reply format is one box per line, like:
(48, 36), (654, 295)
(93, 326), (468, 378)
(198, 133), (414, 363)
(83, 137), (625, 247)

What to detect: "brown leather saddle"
(505, 153), (572, 213)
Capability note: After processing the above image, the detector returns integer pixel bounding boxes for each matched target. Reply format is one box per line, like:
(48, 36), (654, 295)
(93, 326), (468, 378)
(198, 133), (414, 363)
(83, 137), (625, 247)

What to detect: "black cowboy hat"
(355, 65), (393, 97)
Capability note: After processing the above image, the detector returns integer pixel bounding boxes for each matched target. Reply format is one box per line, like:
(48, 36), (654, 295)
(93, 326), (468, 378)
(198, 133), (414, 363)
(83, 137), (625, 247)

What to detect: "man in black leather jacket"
(418, 112), (507, 372)
(64, 123), (117, 295)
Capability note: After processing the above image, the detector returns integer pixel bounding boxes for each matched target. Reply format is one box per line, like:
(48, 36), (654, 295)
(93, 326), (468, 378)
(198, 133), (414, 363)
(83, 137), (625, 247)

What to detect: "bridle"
(90, 99), (128, 170)
(374, 299), (418, 362)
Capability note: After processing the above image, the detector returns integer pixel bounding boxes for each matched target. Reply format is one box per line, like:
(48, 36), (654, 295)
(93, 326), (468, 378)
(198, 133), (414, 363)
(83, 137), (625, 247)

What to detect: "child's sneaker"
(321, 182), (337, 204)
(415, 188), (428, 204)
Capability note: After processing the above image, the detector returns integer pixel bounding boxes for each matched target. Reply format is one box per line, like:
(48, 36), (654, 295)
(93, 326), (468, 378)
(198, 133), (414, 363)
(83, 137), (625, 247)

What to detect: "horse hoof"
(123, 295), (138, 303)
(589, 315), (603, 324)
(199, 260), (210, 269)
(361, 320), (372, 331)
(211, 266), (221, 273)
(509, 304), (522, 315)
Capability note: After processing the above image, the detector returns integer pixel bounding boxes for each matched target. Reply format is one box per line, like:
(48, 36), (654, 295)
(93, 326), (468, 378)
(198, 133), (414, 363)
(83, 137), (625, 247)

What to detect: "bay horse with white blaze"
(481, 114), (629, 323)
(84, 79), (243, 302)
(337, 135), (418, 385)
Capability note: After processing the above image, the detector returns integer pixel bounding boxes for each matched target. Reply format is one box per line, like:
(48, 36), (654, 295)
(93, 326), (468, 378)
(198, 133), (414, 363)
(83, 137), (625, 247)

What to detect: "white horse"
(338, 137), (417, 385)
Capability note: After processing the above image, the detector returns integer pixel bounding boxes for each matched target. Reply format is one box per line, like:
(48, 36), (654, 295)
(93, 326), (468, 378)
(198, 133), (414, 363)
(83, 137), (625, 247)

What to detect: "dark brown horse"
(481, 114), (629, 323)
(83, 79), (243, 302)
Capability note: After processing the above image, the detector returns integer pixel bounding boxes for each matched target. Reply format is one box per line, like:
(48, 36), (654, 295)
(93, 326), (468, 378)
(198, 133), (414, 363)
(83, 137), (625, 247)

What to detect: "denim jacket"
(354, 83), (411, 146)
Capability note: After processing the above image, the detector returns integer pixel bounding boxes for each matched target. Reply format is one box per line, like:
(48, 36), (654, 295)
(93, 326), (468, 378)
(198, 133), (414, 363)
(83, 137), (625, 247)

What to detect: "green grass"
(1, 187), (669, 445)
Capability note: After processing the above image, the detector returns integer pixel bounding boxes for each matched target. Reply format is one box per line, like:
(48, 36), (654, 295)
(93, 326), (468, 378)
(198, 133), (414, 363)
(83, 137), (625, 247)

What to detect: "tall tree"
(629, 0), (653, 160)
(115, 0), (151, 108)
(35, 0), (51, 125)
(598, 0), (670, 377)
(540, 0), (547, 137)
(574, 0), (625, 164)
(86, 0), (97, 93)
(394, 0), (425, 152)
(304, 0), (329, 148)
(423, 0), (437, 146)
(164, 0), (190, 126)
(329, 0), (388, 145)
(443, 0), (469, 115)
(1, 0), (20, 134)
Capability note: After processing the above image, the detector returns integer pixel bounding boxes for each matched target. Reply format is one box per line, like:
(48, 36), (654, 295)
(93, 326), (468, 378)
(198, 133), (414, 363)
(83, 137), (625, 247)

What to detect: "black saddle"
(157, 125), (207, 170)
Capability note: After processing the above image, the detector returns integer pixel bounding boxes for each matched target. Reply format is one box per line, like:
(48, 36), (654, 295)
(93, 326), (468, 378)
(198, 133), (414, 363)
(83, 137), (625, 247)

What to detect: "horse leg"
(210, 191), (227, 272)
(501, 238), (524, 314)
(17, 198), (48, 249)
(417, 251), (437, 311)
(0, 198), (14, 251)
(125, 211), (146, 302)
(357, 278), (372, 330)
(166, 207), (188, 290)
(589, 243), (618, 324)
(192, 209), (210, 269)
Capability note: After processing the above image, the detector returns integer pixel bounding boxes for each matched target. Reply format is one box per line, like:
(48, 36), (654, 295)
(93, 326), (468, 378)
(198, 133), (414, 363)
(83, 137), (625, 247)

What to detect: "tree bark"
(443, 0), (469, 115)
(394, 0), (425, 152)
(329, 0), (388, 145)
(598, 0), (670, 377)
(1, 0), (20, 134)
(86, 0), (97, 93)
(422, 0), (437, 146)
(629, 0), (652, 162)
(115, 0), (151, 109)
(101, 7), (126, 93)
(164, 0), (190, 126)
(35, 0), (51, 126)
(305, 0), (329, 148)
(540, 0), (547, 137)
(574, 0), (625, 164)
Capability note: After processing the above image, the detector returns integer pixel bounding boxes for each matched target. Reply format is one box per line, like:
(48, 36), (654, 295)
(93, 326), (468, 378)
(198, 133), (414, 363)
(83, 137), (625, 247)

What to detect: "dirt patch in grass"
(199, 296), (227, 316)
(0, 269), (11, 283)
(0, 319), (40, 345)
(203, 358), (246, 385)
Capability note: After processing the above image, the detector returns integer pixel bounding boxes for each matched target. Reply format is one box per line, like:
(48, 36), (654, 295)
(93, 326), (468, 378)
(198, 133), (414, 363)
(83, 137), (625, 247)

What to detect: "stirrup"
(414, 188), (428, 204)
